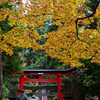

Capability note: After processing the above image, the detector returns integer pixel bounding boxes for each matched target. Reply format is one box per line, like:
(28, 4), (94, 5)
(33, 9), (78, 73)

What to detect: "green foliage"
(0, 2), (12, 9)
(85, 0), (98, 29)
(3, 85), (9, 99)
(72, 59), (100, 98)
(24, 48), (62, 69)
(3, 77), (10, 100)
(2, 47), (23, 78)
(0, 15), (14, 33)
(0, 2), (16, 33)
(85, 0), (98, 12)
(51, 96), (57, 100)
(3, 98), (9, 100)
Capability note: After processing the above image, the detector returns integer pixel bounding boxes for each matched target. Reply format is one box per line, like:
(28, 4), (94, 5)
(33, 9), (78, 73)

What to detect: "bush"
(3, 85), (9, 99)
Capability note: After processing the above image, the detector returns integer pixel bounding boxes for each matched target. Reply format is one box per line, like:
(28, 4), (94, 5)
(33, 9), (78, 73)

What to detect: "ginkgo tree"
(1, 0), (100, 99)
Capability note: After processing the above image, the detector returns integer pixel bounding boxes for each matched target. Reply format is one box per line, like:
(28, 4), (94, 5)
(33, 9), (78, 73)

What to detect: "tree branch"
(76, 0), (100, 39)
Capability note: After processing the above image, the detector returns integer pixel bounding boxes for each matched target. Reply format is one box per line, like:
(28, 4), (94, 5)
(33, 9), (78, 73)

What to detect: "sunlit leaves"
(43, 0), (100, 67)
(1, 0), (100, 67)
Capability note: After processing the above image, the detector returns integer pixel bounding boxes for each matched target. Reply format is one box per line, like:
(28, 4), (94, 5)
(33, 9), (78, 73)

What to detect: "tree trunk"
(0, 50), (2, 100)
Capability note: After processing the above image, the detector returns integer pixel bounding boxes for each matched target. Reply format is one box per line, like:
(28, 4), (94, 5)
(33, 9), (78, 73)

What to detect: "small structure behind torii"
(18, 67), (76, 100)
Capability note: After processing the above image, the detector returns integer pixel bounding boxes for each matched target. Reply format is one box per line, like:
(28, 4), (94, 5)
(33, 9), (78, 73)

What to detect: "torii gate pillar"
(19, 74), (24, 91)
(57, 74), (63, 100)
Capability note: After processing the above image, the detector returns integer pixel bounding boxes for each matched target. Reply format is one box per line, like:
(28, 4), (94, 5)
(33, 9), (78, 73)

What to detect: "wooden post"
(19, 74), (24, 91)
(57, 74), (63, 100)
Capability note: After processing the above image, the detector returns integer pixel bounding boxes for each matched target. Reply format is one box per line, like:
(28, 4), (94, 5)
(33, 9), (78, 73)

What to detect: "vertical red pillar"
(19, 74), (24, 91)
(60, 89), (63, 100)
(17, 90), (21, 96)
(57, 74), (63, 100)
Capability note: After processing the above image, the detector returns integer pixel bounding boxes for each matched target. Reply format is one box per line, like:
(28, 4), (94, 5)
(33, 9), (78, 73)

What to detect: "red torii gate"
(18, 67), (76, 100)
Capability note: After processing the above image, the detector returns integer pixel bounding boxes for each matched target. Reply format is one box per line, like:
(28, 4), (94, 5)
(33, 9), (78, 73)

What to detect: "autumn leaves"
(0, 0), (100, 67)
